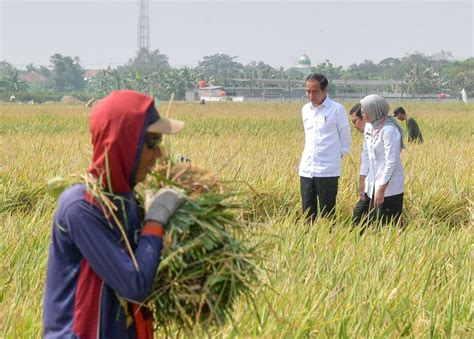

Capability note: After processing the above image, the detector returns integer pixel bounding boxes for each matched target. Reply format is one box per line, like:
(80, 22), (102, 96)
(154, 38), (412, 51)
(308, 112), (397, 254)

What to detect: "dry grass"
(1, 101), (472, 337)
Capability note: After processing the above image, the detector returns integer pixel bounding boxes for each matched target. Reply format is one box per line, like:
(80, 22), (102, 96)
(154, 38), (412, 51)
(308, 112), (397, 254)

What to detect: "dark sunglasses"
(144, 134), (163, 150)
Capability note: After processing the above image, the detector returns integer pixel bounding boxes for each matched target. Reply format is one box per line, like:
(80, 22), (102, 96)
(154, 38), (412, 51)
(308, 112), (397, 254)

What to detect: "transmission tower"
(137, 0), (150, 50)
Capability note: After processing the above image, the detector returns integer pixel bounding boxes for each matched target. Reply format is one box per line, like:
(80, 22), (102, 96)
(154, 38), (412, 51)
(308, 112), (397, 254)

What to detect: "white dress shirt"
(299, 96), (351, 178)
(360, 123), (404, 198)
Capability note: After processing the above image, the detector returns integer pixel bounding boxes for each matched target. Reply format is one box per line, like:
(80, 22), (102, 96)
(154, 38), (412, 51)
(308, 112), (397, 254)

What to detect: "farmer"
(349, 103), (370, 226)
(43, 90), (185, 338)
(299, 73), (351, 222)
(393, 106), (423, 143)
(360, 95), (405, 225)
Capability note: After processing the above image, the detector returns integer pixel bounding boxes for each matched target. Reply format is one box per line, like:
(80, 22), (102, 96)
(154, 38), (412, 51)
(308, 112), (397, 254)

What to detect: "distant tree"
(453, 69), (474, 97)
(403, 63), (449, 96)
(24, 63), (51, 79)
(378, 57), (401, 68)
(344, 59), (380, 80)
(0, 62), (29, 94)
(401, 52), (430, 66)
(431, 50), (454, 62)
(49, 54), (85, 92)
(244, 61), (278, 79)
(25, 63), (36, 72)
(0, 71), (29, 94)
(284, 68), (306, 80)
(121, 48), (170, 75)
(441, 58), (474, 96)
(313, 60), (344, 79)
(377, 57), (404, 79)
(37, 65), (52, 78)
(197, 54), (244, 86)
(0, 61), (15, 77)
(398, 52), (456, 95)
(154, 67), (197, 100)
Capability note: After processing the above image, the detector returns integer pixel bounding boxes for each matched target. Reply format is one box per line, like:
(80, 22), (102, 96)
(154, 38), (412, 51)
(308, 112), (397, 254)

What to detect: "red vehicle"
(437, 92), (449, 99)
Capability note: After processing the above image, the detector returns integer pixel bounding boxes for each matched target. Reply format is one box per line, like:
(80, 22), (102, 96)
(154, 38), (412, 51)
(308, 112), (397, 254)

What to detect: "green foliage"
(121, 48), (170, 75)
(243, 61), (279, 80)
(313, 60), (344, 80)
(3, 51), (473, 101)
(0, 62), (29, 94)
(86, 66), (197, 100)
(284, 68), (307, 80)
(198, 53), (244, 86)
(49, 54), (85, 92)
(440, 58), (474, 96)
(404, 63), (449, 96)
(345, 59), (380, 80)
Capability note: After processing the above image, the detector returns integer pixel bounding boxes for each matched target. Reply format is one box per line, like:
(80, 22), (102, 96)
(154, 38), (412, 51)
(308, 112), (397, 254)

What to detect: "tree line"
(0, 48), (472, 102)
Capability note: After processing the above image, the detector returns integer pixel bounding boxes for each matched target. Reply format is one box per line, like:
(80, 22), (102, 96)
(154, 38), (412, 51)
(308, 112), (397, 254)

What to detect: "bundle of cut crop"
(140, 162), (261, 333)
(46, 163), (261, 334)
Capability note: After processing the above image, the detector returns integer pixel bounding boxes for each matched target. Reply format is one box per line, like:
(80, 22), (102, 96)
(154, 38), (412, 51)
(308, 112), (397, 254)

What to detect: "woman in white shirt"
(359, 94), (405, 225)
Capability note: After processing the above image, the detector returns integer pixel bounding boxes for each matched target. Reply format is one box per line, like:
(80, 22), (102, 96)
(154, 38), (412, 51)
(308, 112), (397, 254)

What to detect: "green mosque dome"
(297, 53), (311, 67)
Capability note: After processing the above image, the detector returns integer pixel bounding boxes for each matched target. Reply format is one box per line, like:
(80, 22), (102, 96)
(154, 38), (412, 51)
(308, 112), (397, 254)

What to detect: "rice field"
(1, 101), (473, 337)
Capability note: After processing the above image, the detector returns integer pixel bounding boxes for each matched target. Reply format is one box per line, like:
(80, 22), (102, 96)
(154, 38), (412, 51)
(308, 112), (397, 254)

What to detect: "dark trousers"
(369, 193), (404, 225)
(300, 176), (339, 222)
(352, 193), (404, 228)
(352, 195), (370, 226)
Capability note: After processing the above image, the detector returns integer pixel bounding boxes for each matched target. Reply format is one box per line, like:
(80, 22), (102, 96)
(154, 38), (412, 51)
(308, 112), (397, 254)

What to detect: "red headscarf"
(88, 90), (155, 194)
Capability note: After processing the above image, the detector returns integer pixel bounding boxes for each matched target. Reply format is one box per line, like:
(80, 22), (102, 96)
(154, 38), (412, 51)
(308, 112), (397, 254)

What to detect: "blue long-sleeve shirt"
(43, 90), (169, 338)
(43, 184), (163, 338)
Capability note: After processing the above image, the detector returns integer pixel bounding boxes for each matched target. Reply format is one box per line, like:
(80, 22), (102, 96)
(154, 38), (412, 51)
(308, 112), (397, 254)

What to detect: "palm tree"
(1, 70), (29, 94)
(405, 63), (449, 96)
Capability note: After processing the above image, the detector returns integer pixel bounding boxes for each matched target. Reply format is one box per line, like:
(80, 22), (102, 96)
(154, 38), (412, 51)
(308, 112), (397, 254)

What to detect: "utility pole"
(137, 0), (150, 50)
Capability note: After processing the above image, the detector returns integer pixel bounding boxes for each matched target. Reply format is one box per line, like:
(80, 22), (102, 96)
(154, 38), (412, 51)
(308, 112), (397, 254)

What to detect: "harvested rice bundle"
(47, 164), (261, 333)
(147, 162), (224, 197)
(141, 163), (261, 333)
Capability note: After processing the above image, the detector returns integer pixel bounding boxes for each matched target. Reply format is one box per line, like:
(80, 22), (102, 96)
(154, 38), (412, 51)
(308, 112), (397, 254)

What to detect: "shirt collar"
(311, 96), (329, 109)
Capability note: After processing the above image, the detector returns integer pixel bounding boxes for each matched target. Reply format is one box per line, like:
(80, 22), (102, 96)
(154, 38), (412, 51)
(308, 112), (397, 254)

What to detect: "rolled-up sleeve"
(377, 128), (401, 186)
(338, 107), (351, 155)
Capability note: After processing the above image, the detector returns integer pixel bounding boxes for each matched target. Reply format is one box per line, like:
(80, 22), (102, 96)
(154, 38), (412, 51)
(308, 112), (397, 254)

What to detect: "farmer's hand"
(144, 188), (186, 226)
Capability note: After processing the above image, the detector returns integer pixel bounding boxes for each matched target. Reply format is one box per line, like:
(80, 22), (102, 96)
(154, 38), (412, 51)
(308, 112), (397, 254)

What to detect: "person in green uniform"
(393, 106), (424, 143)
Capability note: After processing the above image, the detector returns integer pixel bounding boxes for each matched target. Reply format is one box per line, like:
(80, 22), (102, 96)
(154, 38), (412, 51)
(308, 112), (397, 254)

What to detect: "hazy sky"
(1, 0), (472, 70)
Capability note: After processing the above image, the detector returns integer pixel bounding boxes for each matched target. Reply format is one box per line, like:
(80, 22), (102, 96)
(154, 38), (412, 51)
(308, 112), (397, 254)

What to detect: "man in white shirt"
(349, 103), (370, 227)
(299, 73), (351, 222)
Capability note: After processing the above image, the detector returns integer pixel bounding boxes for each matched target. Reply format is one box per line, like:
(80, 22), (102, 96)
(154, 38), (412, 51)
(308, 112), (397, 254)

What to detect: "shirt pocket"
(316, 114), (335, 134)
(303, 117), (314, 130)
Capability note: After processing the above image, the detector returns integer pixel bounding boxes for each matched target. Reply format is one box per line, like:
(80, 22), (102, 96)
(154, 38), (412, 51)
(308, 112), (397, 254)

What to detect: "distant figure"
(393, 106), (423, 143)
(299, 73), (351, 223)
(200, 99), (206, 105)
(460, 88), (468, 104)
(9, 94), (16, 102)
(349, 103), (370, 227)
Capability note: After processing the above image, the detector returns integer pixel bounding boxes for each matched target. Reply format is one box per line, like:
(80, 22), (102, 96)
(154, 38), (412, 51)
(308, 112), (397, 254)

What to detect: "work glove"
(144, 188), (186, 226)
